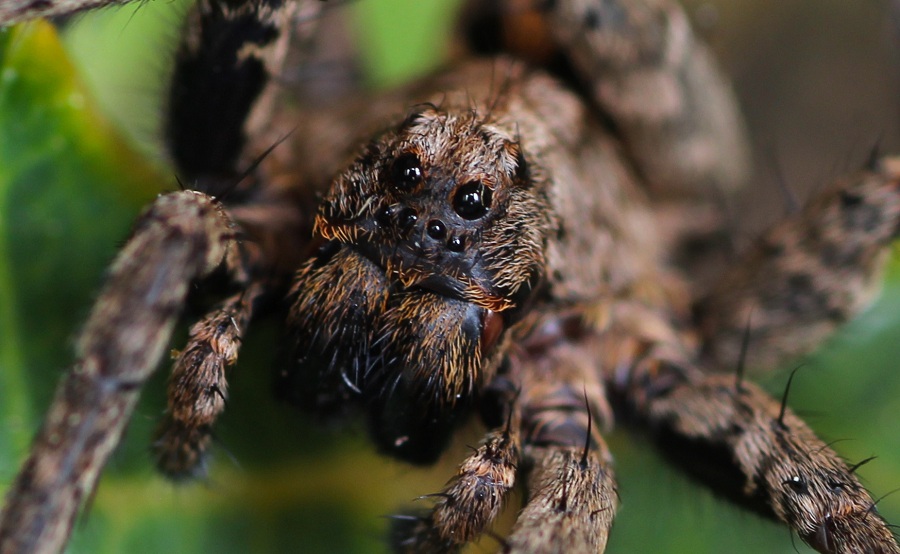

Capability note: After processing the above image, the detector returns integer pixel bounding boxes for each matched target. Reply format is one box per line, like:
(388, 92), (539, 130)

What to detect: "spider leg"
(697, 157), (900, 371)
(504, 341), (618, 553)
(610, 264), (900, 553)
(148, 0), (323, 479)
(391, 424), (521, 553)
(663, 155), (900, 552)
(505, 444), (616, 554)
(391, 337), (619, 554)
(167, 0), (312, 190)
(152, 279), (264, 479)
(642, 371), (900, 554)
(536, 0), (750, 195)
(0, 190), (238, 554)
(2, 0), (322, 549)
(0, 0), (131, 24)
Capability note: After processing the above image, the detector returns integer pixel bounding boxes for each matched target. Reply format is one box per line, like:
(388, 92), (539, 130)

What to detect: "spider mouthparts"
(801, 520), (838, 554)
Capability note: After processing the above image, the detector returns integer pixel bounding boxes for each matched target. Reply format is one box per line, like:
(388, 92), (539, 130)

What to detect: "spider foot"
(391, 426), (520, 553)
(153, 281), (263, 479)
(505, 444), (617, 554)
(647, 373), (900, 554)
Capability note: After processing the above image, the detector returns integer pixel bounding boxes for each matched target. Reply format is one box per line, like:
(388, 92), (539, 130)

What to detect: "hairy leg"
(389, 326), (619, 553)
(697, 157), (900, 371)
(506, 444), (617, 554)
(538, 0), (750, 195)
(0, 0), (320, 549)
(0, 0), (131, 24)
(391, 425), (521, 553)
(644, 372), (899, 554)
(0, 191), (239, 554)
(143, 0), (322, 481)
(152, 280), (264, 479)
(504, 339), (618, 554)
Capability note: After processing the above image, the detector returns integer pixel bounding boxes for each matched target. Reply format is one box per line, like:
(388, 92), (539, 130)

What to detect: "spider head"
(316, 105), (550, 312)
(279, 105), (553, 461)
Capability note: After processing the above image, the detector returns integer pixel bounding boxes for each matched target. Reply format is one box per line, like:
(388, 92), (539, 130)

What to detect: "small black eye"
(398, 208), (418, 229)
(453, 181), (492, 220)
(426, 220), (447, 239)
(784, 475), (808, 494)
(447, 236), (465, 252)
(391, 153), (423, 191)
(375, 205), (393, 228)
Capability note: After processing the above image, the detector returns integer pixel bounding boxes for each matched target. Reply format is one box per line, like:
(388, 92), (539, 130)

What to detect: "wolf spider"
(2, 0), (900, 552)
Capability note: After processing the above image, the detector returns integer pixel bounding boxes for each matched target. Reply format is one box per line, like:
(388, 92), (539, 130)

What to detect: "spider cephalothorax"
(282, 100), (555, 461)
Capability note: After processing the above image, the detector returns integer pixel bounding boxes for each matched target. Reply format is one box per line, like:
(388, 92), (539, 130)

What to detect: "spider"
(1, 1), (900, 546)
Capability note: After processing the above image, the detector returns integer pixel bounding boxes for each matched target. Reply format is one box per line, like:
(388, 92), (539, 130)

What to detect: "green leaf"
(0, 20), (163, 466)
(348, 0), (463, 89)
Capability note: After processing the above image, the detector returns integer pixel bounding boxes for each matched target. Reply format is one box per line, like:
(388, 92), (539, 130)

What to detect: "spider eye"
(391, 153), (423, 191)
(447, 235), (466, 252)
(453, 181), (492, 220)
(398, 207), (418, 230)
(426, 219), (447, 239)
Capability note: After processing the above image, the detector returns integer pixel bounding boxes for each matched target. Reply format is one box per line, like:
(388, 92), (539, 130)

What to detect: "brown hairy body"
(1, 1), (899, 553)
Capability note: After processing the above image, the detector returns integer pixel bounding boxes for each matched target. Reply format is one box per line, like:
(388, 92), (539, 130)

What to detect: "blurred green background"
(2, 1), (900, 553)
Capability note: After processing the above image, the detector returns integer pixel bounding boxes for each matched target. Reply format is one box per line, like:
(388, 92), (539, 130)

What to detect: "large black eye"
(391, 153), (423, 191)
(453, 181), (492, 220)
